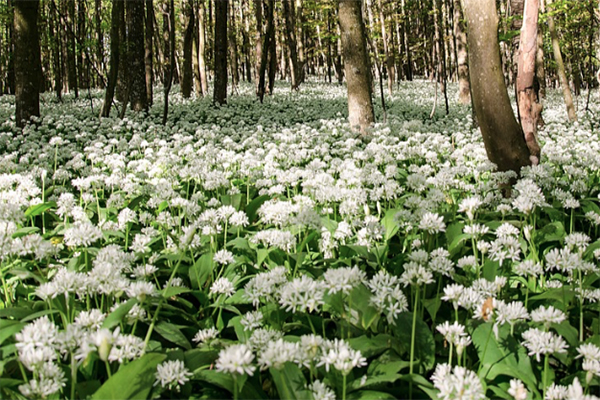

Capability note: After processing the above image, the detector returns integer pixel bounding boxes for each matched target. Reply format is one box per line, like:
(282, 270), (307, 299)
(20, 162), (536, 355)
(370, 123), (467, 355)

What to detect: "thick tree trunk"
(545, 0), (576, 121)
(181, 0), (195, 98)
(213, 0), (228, 105)
(462, 0), (532, 175)
(101, 0), (122, 118)
(126, 0), (148, 112)
(14, 0), (40, 127)
(145, 0), (154, 105)
(535, 27), (546, 99)
(453, 0), (470, 104)
(338, 0), (374, 133)
(267, 13), (276, 95)
(516, 0), (542, 165)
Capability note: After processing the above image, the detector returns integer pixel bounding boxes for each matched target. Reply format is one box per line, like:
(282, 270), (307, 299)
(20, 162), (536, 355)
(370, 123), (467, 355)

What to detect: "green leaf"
(269, 363), (309, 400)
(155, 322), (192, 350)
(535, 221), (566, 245)
(24, 202), (55, 218)
(20, 309), (60, 323)
(0, 321), (25, 346)
(162, 286), (192, 298)
(102, 298), (137, 329)
(392, 312), (435, 371)
(446, 221), (467, 255)
(350, 284), (381, 331)
(348, 390), (397, 400)
(11, 227), (40, 238)
(245, 194), (270, 223)
(189, 253), (214, 290)
(91, 353), (166, 400)
(195, 370), (265, 398)
(184, 348), (219, 372)
(348, 334), (394, 359)
(382, 208), (400, 241)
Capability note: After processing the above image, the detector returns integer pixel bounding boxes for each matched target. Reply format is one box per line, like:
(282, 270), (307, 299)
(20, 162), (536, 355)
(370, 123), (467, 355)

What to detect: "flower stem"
(409, 285), (420, 399)
(542, 354), (549, 400)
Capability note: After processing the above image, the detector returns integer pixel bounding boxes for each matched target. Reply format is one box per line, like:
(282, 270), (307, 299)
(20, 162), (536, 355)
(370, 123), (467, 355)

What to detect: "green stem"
(409, 285), (420, 399)
(71, 352), (77, 400)
(542, 354), (549, 400)
(342, 374), (347, 400)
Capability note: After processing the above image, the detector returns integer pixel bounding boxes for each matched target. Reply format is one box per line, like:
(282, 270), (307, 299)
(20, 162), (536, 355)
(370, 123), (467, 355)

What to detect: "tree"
(14, 0), (40, 128)
(545, 0), (577, 122)
(338, 0), (374, 133)
(462, 0), (532, 176)
(516, 0), (542, 165)
(101, 0), (122, 118)
(283, 0), (302, 90)
(126, 0), (148, 112)
(453, 0), (470, 104)
(213, 0), (228, 105)
(145, 0), (154, 105)
(181, 0), (195, 98)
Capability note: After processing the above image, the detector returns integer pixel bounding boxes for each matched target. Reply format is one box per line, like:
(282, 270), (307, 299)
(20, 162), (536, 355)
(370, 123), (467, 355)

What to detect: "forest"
(1, 0), (600, 399)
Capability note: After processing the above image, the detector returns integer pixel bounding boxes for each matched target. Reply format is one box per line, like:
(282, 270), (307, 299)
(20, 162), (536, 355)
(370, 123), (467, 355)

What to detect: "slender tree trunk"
(181, 0), (195, 98)
(95, 0), (103, 83)
(256, 0), (274, 102)
(535, 27), (546, 99)
(454, 0), (470, 103)
(49, 2), (63, 101)
(77, 0), (86, 89)
(66, 0), (78, 96)
(434, 0), (449, 114)
(193, 11), (201, 94)
(516, 0), (542, 165)
(338, 0), (374, 133)
(116, 1), (126, 101)
(242, 0), (252, 82)
(145, 0), (154, 105)
(267, 10), (276, 95)
(162, 0), (175, 123)
(400, 0), (413, 81)
(378, 0), (394, 95)
(198, 0), (208, 96)
(462, 0), (532, 176)
(14, 0), (40, 127)
(545, 0), (576, 121)
(101, 0), (122, 118)
(7, 0), (15, 95)
(213, 0), (228, 105)
(335, 24), (343, 84)
(229, 0), (239, 91)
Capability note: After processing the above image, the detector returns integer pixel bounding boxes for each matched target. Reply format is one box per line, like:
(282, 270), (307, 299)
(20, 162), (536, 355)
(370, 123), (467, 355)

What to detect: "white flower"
(322, 266), (366, 295)
(64, 221), (103, 248)
(399, 261), (434, 287)
(530, 305), (566, 329)
(508, 379), (527, 400)
(209, 277), (235, 297)
(318, 338), (367, 376)
(257, 338), (301, 370)
(240, 310), (263, 331)
(126, 281), (157, 302)
(215, 344), (256, 376)
(19, 362), (66, 398)
(521, 328), (568, 362)
(458, 196), (483, 220)
(213, 249), (235, 265)
(154, 360), (192, 392)
(418, 212), (446, 234)
(193, 327), (219, 345)
(431, 363), (485, 400)
(279, 275), (326, 313)
(308, 380), (337, 400)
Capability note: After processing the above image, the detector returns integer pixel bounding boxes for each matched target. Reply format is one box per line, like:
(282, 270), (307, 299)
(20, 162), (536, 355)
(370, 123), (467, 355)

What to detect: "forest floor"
(0, 81), (600, 399)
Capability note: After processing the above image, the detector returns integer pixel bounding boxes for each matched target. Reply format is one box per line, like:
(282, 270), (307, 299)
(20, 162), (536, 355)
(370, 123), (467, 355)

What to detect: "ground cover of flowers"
(0, 81), (600, 399)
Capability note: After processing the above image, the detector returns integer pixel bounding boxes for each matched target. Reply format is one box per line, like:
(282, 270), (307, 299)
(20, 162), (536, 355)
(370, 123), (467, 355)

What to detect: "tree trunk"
(213, 0), (228, 105)
(49, 2), (62, 101)
(242, 0), (252, 82)
(378, 0), (394, 95)
(65, 0), (78, 97)
(283, 0), (302, 90)
(535, 27), (546, 99)
(545, 0), (576, 121)
(338, 0), (374, 133)
(14, 0), (40, 127)
(101, 0), (122, 118)
(145, 0), (154, 105)
(453, 0), (470, 104)
(162, 0), (175, 124)
(126, 0), (148, 112)
(116, 1), (126, 101)
(256, 0), (274, 102)
(76, 0), (86, 89)
(95, 0), (104, 83)
(198, 0), (208, 96)
(181, 0), (195, 98)
(267, 10), (276, 95)
(434, 0), (449, 114)
(229, 0), (239, 91)
(7, 0), (15, 95)
(462, 0), (532, 175)
(516, 0), (542, 165)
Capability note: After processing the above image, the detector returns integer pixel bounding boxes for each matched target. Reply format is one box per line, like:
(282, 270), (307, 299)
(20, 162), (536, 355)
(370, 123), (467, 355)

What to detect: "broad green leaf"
(11, 227), (40, 238)
(348, 390), (396, 400)
(20, 309), (60, 323)
(195, 370), (265, 399)
(392, 312), (435, 371)
(269, 363), (309, 400)
(245, 194), (270, 223)
(0, 321), (25, 346)
(382, 208), (400, 241)
(162, 286), (192, 298)
(155, 322), (192, 350)
(102, 298), (137, 329)
(24, 202), (55, 218)
(348, 334), (394, 359)
(91, 353), (166, 400)
(535, 221), (566, 245)
(350, 284), (381, 331)
(184, 348), (219, 372)
(189, 253), (214, 290)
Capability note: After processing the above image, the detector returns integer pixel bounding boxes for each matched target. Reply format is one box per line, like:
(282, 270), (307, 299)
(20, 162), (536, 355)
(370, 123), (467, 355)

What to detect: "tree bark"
(453, 0), (470, 104)
(181, 0), (195, 98)
(198, 0), (208, 96)
(545, 0), (577, 121)
(101, 0), (122, 118)
(14, 0), (40, 127)
(256, 0), (274, 102)
(229, 0), (239, 91)
(162, 0), (175, 124)
(65, 0), (78, 97)
(516, 0), (542, 165)
(462, 0), (532, 175)
(145, 0), (154, 105)
(126, 0), (148, 112)
(378, 0), (394, 95)
(213, 0), (228, 105)
(283, 0), (302, 90)
(49, 2), (62, 101)
(338, 0), (374, 133)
